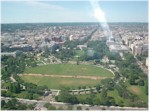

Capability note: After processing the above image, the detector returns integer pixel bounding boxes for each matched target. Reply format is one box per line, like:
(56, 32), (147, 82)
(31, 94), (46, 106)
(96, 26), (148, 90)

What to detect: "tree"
(78, 86), (81, 90)
(44, 103), (56, 110)
(44, 103), (52, 108)
(77, 56), (79, 65)
(96, 84), (101, 92)
(48, 106), (56, 110)
(101, 78), (115, 90)
(118, 100), (124, 107)
(1, 100), (6, 108)
(27, 104), (35, 110)
(57, 106), (64, 110)
(67, 105), (73, 110)
(8, 82), (21, 93)
(85, 108), (89, 110)
(77, 106), (82, 110)
(114, 72), (120, 81)
(8, 83), (13, 92)
(138, 79), (145, 86)
(25, 93), (33, 100)
(58, 89), (78, 104)
(5, 99), (17, 110)
(86, 97), (93, 105)
(145, 81), (148, 95)
(15, 82), (21, 93)
(129, 78), (136, 85)
(1, 91), (7, 96)
(82, 86), (86, 89)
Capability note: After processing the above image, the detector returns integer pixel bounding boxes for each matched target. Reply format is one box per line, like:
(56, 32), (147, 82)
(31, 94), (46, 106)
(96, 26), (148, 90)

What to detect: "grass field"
(127, 85), (148, 102)
(22, 64), (113, 89)
(107, 89), (129, 106)
(21, 75), (100, 89)
(24, 64), (113, 77)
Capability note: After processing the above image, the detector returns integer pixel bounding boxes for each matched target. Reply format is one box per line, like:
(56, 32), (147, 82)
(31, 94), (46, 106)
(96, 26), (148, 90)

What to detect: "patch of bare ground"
(22, 74), (107, 80)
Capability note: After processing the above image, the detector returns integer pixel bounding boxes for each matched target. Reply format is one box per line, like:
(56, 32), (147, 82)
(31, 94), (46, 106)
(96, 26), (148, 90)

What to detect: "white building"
(146, 57), (148, 67)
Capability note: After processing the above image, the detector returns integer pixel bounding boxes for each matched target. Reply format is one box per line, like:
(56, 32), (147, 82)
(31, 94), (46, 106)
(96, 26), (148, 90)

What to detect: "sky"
(1, 0), (148, 23)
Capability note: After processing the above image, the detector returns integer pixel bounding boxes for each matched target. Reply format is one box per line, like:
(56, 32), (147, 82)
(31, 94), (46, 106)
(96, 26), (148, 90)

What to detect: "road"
(1, 96), (147, 110)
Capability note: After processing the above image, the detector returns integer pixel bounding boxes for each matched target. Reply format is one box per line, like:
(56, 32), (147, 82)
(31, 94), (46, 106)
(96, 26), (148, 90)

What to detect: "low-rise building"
(146, 57), (148, 67)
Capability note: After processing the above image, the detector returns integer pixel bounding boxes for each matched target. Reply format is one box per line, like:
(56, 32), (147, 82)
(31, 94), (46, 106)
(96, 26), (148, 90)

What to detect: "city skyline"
(1, 0), (148, 23)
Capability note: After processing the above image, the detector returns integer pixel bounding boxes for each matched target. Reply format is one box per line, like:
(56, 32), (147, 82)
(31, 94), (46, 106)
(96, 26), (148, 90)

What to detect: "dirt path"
(22, 74), (108, 80)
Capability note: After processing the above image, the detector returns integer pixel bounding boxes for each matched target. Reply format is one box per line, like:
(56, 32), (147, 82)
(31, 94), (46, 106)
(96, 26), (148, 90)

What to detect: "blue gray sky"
(1, 0), (148, 23)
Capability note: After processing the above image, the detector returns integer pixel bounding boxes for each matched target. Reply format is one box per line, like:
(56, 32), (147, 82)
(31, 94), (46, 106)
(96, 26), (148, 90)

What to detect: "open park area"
(21, 64), (114, 89)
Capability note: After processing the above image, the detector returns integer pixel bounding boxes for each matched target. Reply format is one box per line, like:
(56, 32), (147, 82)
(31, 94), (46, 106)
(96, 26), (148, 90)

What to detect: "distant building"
(1, 52), (17, 57)
(109, 45), (129, 53)
(106, 38), (115, 46)
(9, 44), (32, 52)
(133, 44), (148, 56)
(146, 57), (148, 67)
(134, 45), (142, 56)
(141, 44), (148, 56)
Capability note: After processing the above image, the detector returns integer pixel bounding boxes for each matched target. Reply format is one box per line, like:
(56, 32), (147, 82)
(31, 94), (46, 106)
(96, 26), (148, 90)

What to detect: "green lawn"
(107, 89), (129, 106)
(21, 75), (100, 89)
(24, 64), (113, 77)
(127, 85), (148, 102)
(123, 79), (148, 103)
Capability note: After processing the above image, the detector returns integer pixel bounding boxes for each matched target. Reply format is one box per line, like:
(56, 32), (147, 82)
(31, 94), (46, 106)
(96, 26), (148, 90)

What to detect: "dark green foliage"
(8, 82), (21, 93)
(1, 54), (37, 80)
(85, 108), (89, 110)
(1, 98), (35, 110)
(95, 84), (101, 92)
(57, 106), (64, 110)
(118, 100), (124, 107)
(80, 40), (109, 61)
(138, 79), (145, 86)
(77, 106), (82, 110)
(57, 88), (79, 104)
(101, 78), (115, 90)
(44, 103), (52, 108)
(78, 86), (81, 90)
(67, 105), (73, 110)
(82, 86), (86, 89)
(145, 81), (148, 95)
(86, 97), (93, 105)
(106, 52), (121, 60)
(54, 48), (75, 62)
(116, 53), (147, 89)
(114, 72), (120, 81)
(115, 84), (129, 98)
(1, 100), (6, 108)
(44, 103), (56, 110)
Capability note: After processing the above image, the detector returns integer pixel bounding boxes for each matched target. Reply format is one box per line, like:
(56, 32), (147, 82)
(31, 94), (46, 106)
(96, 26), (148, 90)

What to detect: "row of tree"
(1, 99), (36, 110)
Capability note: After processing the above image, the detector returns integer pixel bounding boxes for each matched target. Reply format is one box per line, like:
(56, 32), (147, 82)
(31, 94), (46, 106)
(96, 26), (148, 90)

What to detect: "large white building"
(109, 45), (129, 53)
